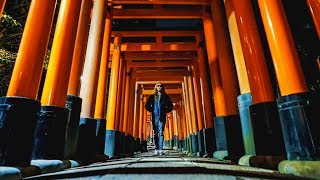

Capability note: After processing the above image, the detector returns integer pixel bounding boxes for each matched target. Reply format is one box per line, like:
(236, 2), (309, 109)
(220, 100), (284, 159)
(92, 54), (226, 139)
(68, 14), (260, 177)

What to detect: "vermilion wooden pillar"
(76, 0), (107, 161)
(186, 69), (199, 156)
(0, 0), (57, 166)
(211, 0), (244, 159)
(132, 84), (141, 153)
(33, 0), (82, 160)
(203, 11), (229, 158)
(122, 67), (132, 155)
(192, 63), (206, 157)
(182, 80), (193, 154)
(232, 0), (286, 156)
(93, 5), (113, 156)
(126, 76), (136, 155)
(258, 0), (316, 160)
(224, 0), (255, 155)
(65, 0), (92, 159)
(105, 36), (122, 157)
(172, 110), (179, 150)
(307, 0), (320, 38)
(141, 98), (148, 152)
(196, 44), (216, 157)
(0, 0), (6, 18)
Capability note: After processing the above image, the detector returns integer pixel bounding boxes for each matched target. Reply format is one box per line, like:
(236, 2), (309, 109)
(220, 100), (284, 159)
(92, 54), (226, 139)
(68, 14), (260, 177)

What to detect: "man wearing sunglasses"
(145, 82), (173, 155)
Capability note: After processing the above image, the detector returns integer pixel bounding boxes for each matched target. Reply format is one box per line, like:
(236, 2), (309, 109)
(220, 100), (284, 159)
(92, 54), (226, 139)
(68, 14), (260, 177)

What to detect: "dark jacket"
(145, 93), (173, 122)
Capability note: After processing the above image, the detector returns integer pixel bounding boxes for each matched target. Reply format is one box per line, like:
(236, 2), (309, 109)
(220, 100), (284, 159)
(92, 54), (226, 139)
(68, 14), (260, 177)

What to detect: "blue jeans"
(153, 118), (165, 150)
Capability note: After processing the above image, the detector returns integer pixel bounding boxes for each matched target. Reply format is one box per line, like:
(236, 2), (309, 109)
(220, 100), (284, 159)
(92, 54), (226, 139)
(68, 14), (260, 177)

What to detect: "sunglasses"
(156, 84), (163, 87)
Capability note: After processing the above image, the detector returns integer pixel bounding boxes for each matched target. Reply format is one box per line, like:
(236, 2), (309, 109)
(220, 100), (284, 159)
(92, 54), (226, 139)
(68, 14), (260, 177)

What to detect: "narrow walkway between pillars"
(25, 146), (305, 180)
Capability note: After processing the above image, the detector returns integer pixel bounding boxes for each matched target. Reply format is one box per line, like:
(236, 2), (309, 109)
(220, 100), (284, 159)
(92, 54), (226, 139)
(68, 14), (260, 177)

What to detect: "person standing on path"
(145, 82), (173, 155)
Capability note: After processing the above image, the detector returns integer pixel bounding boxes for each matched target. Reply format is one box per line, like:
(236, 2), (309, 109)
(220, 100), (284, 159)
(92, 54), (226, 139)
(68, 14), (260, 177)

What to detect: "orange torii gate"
(0, 1), (319, 179)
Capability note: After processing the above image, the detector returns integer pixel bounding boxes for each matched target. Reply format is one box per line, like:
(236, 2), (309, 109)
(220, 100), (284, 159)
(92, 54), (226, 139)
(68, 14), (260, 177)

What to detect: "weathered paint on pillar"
(202, 12), (227, 116)
(196, 46), (214, 128)
(68, 0), (92, 96)
(224, 0), (250, 94)
(191, 64), (205, 131)
(79, 0), (106, 117)
(307, 0), (320, 39)
(106, 36), (122, 130)
(122, 67), (132, 135)
(94, 6), (113, 118)
(41, 0), (82, 107)
(7, 0), (57, 99)
(257, 0), (308, 96)
(211, 0), (240, 115)
(114, 57), (125, 131)
(231, 0), (275, 104)
(0, 0), (6, 18)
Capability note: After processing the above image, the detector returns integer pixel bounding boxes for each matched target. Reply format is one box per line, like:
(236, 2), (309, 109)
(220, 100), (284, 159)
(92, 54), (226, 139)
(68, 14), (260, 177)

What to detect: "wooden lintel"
(137, 80), (182, 84)
(128, 61), (192, 67)
(135, 76), (185, 82)
(133, 70), (191, 77)
(110, 0), (209, 5)
(110, 43), (198, 52)
(123, 51), (196, 60)
(112, 31), (202, 37)
(113, 8), (204, 19)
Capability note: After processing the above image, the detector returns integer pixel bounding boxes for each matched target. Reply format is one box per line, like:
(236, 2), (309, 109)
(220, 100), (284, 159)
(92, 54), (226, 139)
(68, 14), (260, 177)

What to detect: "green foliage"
(0, 0), (55, 96)
(0, 0), (30, 96)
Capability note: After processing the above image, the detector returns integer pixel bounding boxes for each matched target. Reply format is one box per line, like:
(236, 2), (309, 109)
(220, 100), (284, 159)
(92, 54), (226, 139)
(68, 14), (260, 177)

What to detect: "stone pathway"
(24, 149), (309, 180)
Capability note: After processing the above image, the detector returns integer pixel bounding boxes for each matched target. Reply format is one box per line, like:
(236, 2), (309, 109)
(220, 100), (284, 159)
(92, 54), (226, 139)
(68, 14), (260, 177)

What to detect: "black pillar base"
(75, 118), (97, 162)
(308, 91), (320, 155)
(115, 131), (120, 157)
(0, 97), (40, 166)
(224, 115), (244, 157)
(32, 106), (70, 160)
(182, 138), (187, 152)
(203, 128), (216, 158)
(186, 136), (191, 153)
(135, 138), (140, 152)
(64, 95), (82, 160)
(95, 118), (106, 155)
(250, 101), (286, 156)
(169, 139), (173, 148)
(238, 93), (255, 155)
(197, 130), (205, 157)
(127, 135), (134, 156)
(105, 130), (116, 157)
(173, 135), (178, 149)
(141, 141), (148, 152)
(120, 132), (126, 157)
(178, 140), (183, 151)
(277, 93), (317, 160)
(191, 133), (199, 154)
(164, 140), (168, 148)
(214, 116), (227, 151)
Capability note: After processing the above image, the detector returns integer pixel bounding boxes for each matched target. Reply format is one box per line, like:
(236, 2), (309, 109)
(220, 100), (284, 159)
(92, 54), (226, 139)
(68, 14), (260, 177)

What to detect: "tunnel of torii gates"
(0, 0), (320, 174)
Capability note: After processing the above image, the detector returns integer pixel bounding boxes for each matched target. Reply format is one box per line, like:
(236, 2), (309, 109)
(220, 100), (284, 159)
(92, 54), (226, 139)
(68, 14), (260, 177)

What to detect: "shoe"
(153, 149), (158, 155)
(158, 150), (164, 155)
